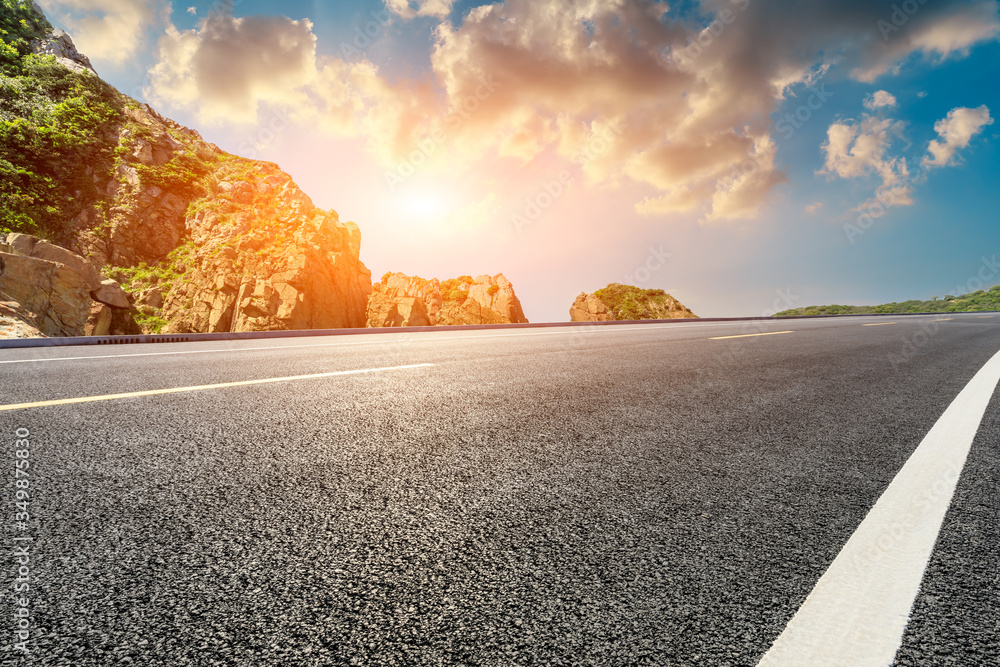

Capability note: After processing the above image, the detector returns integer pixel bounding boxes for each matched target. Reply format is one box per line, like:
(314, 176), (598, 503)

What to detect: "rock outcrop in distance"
(367, 273), (528, 327)
(0, 4), (372, 337)
(570, 284), (698, 321)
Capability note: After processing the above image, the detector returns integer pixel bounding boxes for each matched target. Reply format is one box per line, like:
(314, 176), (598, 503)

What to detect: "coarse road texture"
(1, 314), (998, 666)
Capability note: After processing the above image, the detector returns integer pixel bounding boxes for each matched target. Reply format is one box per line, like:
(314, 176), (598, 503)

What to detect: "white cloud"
(145, 9), (318, 124)
(421, 0), (1000, 222)
(822, 114), (913, 217)
(852, 0), (1000, 81)
(864, 90), (897, 110)
(140, 0), (1000, 224)
(37, 0), (162, 65)
(822, 102), (993, 219)
(428, 0), (789, 221)
(805, 202), (824, 214)
(187, 6), (196, 15)
(822, 117), (906, 182)
(311, 57), (438, 163)
(923, 105), (994, 168)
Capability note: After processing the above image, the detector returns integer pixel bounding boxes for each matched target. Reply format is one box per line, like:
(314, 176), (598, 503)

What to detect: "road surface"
(1, 314), (998, 665)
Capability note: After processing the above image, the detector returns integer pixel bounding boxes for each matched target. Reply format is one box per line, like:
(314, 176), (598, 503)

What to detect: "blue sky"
(37, 0), (1000, 320)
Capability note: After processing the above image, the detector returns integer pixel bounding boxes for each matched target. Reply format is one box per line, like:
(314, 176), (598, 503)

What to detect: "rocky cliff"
(367, 273), (528, 327)
(571, 284), (698, 321)
(135, 158), (372, 334)
(0, 232), (129, 336)
(0, 4), (372, 336)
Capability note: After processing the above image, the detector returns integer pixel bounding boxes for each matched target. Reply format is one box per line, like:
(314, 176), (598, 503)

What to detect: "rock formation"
(1, 4), (373, 336)
(29, 24), (96, 75)
(569, 293), (614, 322)
(570, 284), (698, 321)
(156, 161), (372, 334)
(0, 233), (131, 337)
(367, 273), (528, 327)
(0, 301), (44, 339)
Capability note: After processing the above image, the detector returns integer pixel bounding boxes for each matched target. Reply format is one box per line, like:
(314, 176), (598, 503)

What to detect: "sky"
(34, 0), (1000, 321)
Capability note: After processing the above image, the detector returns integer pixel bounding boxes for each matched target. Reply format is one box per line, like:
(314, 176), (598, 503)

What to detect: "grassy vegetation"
(0, 1), (50, 74)
(135, 149), (217, 201)
(134, 312), (168, 334)
(0, 3), (124, 239)
(440, 278), (469, 303)
(594, 283), (673, 320)
(105, 258), (184, 295)
(775, 285), (1000, 316)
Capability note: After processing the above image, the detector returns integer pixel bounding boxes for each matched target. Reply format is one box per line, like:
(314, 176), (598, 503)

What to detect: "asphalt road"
(0, 314), (998, 666)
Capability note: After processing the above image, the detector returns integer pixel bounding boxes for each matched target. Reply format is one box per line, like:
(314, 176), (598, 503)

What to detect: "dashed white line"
(759, 347), (1000, 666)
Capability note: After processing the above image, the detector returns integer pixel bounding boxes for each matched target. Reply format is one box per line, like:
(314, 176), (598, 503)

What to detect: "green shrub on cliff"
(440, 278), (469, 303)
(135, 150), (217, 202)
(0, 1), (51, 75)
(0, 16), (123, 238)
(593, 284), (673, 320)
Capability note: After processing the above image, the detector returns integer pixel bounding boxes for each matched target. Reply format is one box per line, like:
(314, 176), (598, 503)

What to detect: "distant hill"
(775, 285), (1000, 317)
(570, 283), (698, 321)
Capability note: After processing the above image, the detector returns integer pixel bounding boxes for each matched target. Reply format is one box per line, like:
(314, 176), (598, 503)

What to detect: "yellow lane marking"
(0, 364), (434, 413)
(863, 323), (898, 327)
(934, 318), (954, 322)
(709, 331), (795, 340)
(978, 316), (995, 319)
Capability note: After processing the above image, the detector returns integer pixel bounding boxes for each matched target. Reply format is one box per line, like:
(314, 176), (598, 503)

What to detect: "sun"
(386, 187), (460, 225)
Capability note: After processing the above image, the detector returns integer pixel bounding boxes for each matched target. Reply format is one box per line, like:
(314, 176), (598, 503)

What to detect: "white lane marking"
(0, 364), (434, 412)
(710, 331), (795, 340)
(0, 322), (799, 365)
(759, 347), (1000, 667)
